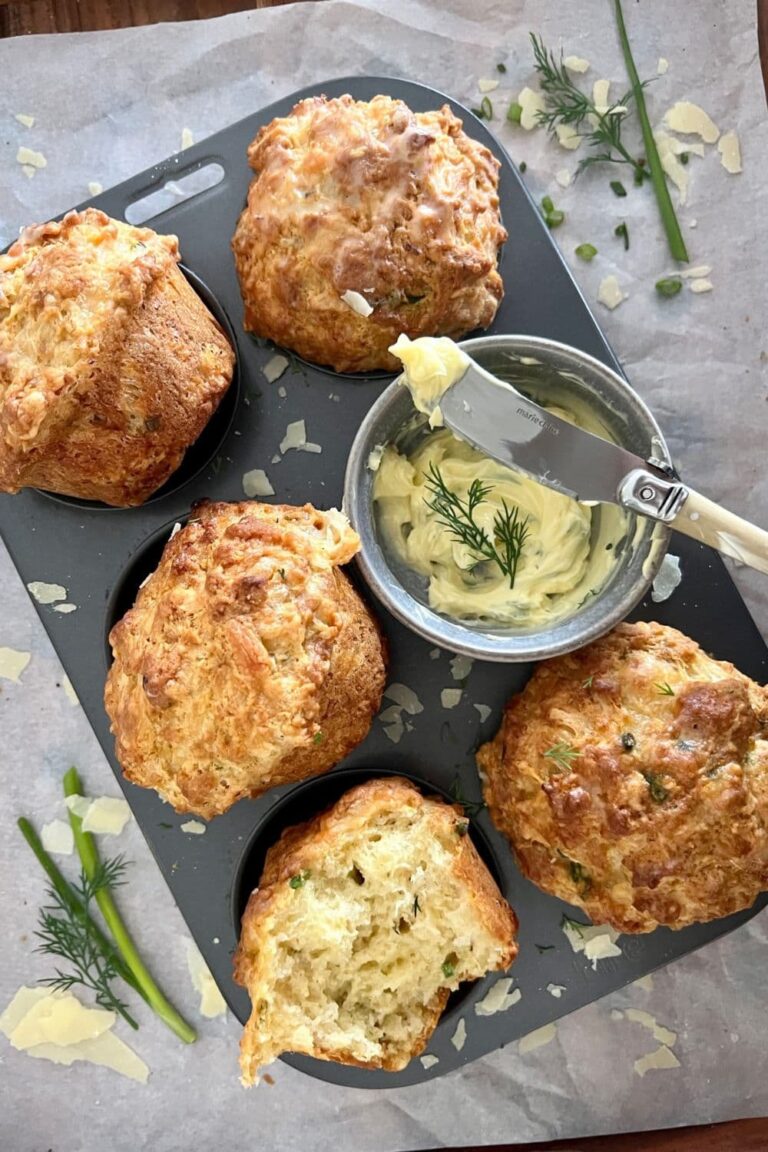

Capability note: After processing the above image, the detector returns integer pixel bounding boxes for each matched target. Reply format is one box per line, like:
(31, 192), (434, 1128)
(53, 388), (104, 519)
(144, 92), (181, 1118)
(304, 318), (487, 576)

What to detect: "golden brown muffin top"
(478, 621), (768, 932)
(105, 500), (363, 818)
(0, 209), (179, 458)
(232, 94), (506, 372)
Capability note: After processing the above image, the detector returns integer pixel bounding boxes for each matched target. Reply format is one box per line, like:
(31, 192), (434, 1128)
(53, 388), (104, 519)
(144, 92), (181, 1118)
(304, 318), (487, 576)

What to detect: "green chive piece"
(541, 196), (565, 229)
(679, 151), (689, 165)
(481, 96), (494, 120)
(289, 869), (311, 889)
(610, 180), (627, 197)
(313, 732), (324, 745)
(642, 771), (669, 803)
(519, 161), (527, 173)
(569, 861), (591, 892)
(614, 222), (630, 250)
(441, 960), (456, 978)
(655, 278), (682, 299)
(575, 243), (598, 262)
(497, 62), (507, 73)
(507, 100), (523, 124)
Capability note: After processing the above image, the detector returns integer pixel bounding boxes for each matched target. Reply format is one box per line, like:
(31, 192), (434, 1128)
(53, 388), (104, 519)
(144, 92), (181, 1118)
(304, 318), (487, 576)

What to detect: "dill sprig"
(424, 463), (530, 590)
(35, 856), (138, 1029)
(530, 33), (642, 180)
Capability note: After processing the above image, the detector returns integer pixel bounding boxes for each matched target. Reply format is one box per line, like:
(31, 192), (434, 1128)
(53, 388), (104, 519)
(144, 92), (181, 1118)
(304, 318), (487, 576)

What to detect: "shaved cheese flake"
(664, 101), (719, 143)
(611, 1008), (624, 1021)
(88, 181), (103, 196)
(449, 654), (474, 681)
(585, 932), (622, 967)
(277, 385), (287, 399)
(517, 86), (545, 131)
(665, 136), (705, 159)
(54, 603), (77, 614)
(271, 454), (281, 465)
(15, 112), (35, 127)
(64, 794), (92, 820)
(367, 443), (386, 472)
(562, 918), (621, 967)
(181, 127), (194, 150)
(651, 553), (682, 603)
(478, 78), (499, 93)
(180, 820), (206, 835)
(555, 123), (581, 150)
(279, 420), (307, 453)
(634, 1044), (680, 1077)
(657, 57), (669, 75)
(633, 974), (654, 992)
(420, 1053), (439, 1069)
(0, 987), (50, 1036)
(262, 354), (289, 383)
(41, 820), (74, 856)
(546, 983), (566, 998)
(298, 441), (322, 454)
(592, 79), (611, 115)
(82, 797), (131, 836)
(340, 290), (373, 317)
(382, 716), (405, 744)
(680, 264), (712, 278)
(555, 168), (572, 188)
(451, 1018), (467, 1051)
(16, 146), (46, 168)
(185, 939), (227, 1018)
(441, 688), (462, 710)
(429, 648), (441, 660)
(10, 992), (114, 1049)
(519, 1022), (557, 1053)
(690, 279), (713, 294)
(26, 1030), (149, 1082)
(242, 469), (274, 498)
(21, 165), (36, 179)
(474, 977), (521, 1016)
(718, 130), (742, 174)
(625, 1008), (677, 1047)
(27, 581), (67, 605)
(564, 55), (590, 73)
(0, 647), (31, 683)
(473, 703), (492, 723)
(62, 674), (79, 706)
(384, 683), (423, 715)
(597, 275), (626, 311)
(378, 705), (404, 725)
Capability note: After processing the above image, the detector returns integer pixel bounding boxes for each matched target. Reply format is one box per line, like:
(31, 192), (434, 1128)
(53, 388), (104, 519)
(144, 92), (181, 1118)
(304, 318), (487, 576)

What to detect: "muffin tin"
(1, 76), (766, 1088)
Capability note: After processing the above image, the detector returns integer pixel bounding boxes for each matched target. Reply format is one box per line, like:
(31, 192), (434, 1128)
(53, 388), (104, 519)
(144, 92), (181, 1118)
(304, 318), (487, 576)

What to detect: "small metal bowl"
(343, 334), (671, 662)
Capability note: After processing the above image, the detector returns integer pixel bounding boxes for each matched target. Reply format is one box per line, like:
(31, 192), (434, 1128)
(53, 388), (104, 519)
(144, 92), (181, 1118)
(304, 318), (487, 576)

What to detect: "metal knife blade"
(438, 358), (658, 506)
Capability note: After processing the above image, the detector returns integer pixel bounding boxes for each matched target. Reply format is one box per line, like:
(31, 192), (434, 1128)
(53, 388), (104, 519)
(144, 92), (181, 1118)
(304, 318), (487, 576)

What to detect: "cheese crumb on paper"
(180, 820), (206, 835)
(21, 165), (36, 179)
(0, 647), (31, 683)
(340, 290), (373, 317)
(88, 181), (104, 196)
(440, 688), (462, 710)
(15, 113), (35, 127)
(555, 123), (581, 150)
(517, 87), (545, 131)
(27, 581), (67, 605)
(185, 939), (227, 1018)
(478, 78), (499, 93)
(16, 146), (47, 169)
(242, 469), (275, 498)
(717, 130), (742, 174)
(0, 988), (149, 1083)
(62, 674), (79, 706)
(633, 974), (654, 992)
(519, 1022), (557, 1054)
(262, 354), (289, 383)
(41, 820), (74, 856)
(690, 279), (713, 294)
(634, 1044), (680, 1077)
(181, 127), (194, 150)
(451, 1018), (467, 1051)
(592, 79), (611, 115)
(420, 1053), (439, 1069)
(474, 977), (521, 1016)
(555, 168), (572, 188)
(563, 55), (590, 73)
(597, 276), (626, 311)
(64, 794), (92, 820)
(625, 1008), (677, 1047)
(383, 683), (423, 715)
(82, 797), (132, 836)
(664, 101), (719, 143)
(657, 57), (669, 75)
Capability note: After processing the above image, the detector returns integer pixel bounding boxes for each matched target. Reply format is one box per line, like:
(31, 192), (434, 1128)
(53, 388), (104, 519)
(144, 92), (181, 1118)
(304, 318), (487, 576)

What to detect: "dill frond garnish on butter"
(424, 463), (530, 591)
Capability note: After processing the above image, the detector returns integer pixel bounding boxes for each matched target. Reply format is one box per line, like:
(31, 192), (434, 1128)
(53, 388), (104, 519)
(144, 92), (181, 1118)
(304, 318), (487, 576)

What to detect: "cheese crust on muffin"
(105, 500), (386, 818)
(232, 94), (506, 372)
(234, 776), (518, 1083)
(0, 208), (234, 505)
(478, 621), (768, 933)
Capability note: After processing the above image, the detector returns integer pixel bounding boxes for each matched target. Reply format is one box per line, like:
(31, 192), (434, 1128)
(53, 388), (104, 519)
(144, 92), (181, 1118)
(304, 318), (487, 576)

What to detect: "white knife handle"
(673, 489), (768, 576)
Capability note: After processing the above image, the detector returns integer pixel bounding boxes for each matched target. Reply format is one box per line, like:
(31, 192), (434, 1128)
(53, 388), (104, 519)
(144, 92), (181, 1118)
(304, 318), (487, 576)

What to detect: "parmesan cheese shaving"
(562, 918), (621, 966)
(88, 181), (104, 196)
(440, 688), (462, 710)
(180, 820), (207, 835)
(664, 101), (719, 143)
(181, 127), (195, 150)
(16, 146), (47, 169)
(517, 86), (546, 131)
(651, 553), (682, 602)
(625, 1008), (677, 1047)
(519, 1022), (557, 1053)
(717, 130), (742, 174)
(546, 983), (566, 998)
(27, 581), (67, 605)
(563, 55), (590, 73)
(633, 974), (654, 992)
(21, 165), (36, 179)
(473, 703), (492, 723)
(449, 654), (474, 681)
(634, 1044), (680, 1077)
(64, 794), (92, 820)
(53, 603), (77, 614)
(367, 444), (386, 472)
(597, 275), (626, 311)
(555, 168), (572, 188)
(555, 123), (582, 150)
(592, 79), (611, 115)
(62, 674), (79, 706)
(279, 420), (307, 453)
(41, 819), (74, 856)
(657, 58), (669, 75)
(584, 932), (622, 967)
(383, 683), (423, 715)
(478, 78), (500, 93)
(15, 113), (35, 127)
(0, 647), (31, 683)
(185, 939), (227, 1018)
(340, 290), (373, 317)
(242, 469), (275, 498)
(420, 1053), (439, 1069)
(81, 796), (132, 836)
(689, 279), (713, 294)
(451, 1018), (467, 1051)
(474, 977), (521, 1016)
(262, 354), (289, 383)
(381, 716), (404, 743)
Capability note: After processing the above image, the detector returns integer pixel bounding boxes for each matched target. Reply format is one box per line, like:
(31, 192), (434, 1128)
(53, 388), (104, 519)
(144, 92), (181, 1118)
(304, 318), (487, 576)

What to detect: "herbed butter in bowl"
(343, 335), (671, 662)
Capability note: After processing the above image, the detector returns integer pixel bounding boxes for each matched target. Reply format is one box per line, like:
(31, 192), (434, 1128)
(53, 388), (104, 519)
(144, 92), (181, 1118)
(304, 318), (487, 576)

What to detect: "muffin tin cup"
(2, 75), (766, 1092)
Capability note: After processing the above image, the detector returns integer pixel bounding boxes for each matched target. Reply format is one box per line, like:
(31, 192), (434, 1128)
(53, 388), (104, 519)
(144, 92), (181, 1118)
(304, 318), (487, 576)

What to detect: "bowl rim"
(343, 333), (672, 662)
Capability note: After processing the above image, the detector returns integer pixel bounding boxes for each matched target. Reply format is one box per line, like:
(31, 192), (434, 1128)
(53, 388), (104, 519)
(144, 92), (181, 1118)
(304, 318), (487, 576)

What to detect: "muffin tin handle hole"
(125, 161), (226, 226)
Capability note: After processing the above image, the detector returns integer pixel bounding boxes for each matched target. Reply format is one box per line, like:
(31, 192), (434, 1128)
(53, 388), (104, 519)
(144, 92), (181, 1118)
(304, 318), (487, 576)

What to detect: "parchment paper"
(1, 2), (767, 1149)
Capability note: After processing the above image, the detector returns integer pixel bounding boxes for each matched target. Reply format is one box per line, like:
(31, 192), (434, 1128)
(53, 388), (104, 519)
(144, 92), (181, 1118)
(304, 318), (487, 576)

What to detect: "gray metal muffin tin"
(1, 77), (766, 1089)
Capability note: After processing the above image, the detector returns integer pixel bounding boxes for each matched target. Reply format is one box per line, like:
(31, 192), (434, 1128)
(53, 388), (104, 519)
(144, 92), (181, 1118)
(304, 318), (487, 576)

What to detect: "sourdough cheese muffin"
(232, 95), (506, 372)
(105, 500), (386, 818)
(478, 621), (768, 932)
(0, 209), (234, 505)
(234, 777), (518, 1083)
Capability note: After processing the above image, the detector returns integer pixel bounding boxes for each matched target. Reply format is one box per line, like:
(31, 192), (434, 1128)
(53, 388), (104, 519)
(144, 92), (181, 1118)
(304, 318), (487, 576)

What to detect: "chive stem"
(63, 768), (196, 1044)
(614, 0), (688, 262)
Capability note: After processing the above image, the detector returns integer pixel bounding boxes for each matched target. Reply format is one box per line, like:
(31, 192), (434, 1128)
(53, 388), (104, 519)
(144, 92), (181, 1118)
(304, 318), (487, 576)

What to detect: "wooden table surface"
(2, 1), (767, 1149)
